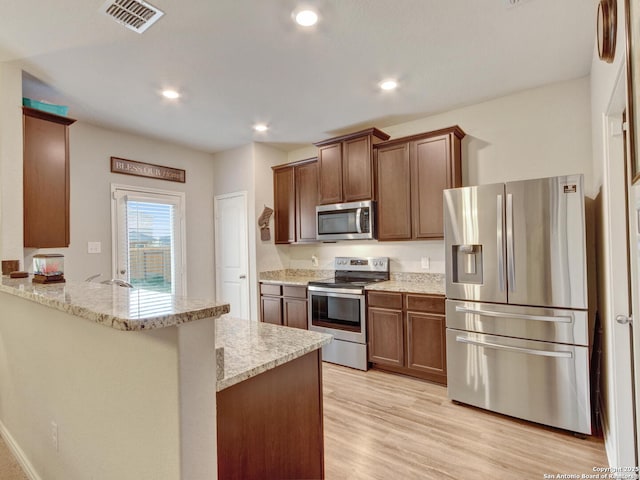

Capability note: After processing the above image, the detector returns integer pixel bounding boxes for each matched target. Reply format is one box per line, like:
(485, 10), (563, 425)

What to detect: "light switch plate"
(421, 256), (430, 270)
(88, 241), (101, 254)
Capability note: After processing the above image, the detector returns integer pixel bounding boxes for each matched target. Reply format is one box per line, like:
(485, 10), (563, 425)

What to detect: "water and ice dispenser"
(451, 244), (483, 284)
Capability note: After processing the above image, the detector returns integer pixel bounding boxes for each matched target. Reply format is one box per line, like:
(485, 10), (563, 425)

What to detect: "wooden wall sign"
(110, 157), (186, 183)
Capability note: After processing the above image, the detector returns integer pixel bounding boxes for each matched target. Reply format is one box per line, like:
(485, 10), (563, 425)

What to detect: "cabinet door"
(342, 135), (373, 202)
(273, 167), (295, 244)
(376, 142), (412, 241)
(23, 113), (71, 248)
(318, 143), (343, 204)
(261, 296), (283, 325)
(368, 307), (404, 366)
(410, 134), (452, 239)
(406, 312), (446, 377)
(284, 298), (308, 330)
(295, 160), (318, 243)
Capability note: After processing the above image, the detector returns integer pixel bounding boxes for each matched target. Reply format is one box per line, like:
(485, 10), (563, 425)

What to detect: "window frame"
(110, 184), (187, 296)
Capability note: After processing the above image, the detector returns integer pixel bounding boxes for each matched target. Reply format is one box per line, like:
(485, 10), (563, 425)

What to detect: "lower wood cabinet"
(367, 291), (446, 385)
(260, 283), (308, 329)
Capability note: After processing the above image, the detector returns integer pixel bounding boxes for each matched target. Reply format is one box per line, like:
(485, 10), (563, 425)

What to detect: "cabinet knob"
(239, 274), (247, 279)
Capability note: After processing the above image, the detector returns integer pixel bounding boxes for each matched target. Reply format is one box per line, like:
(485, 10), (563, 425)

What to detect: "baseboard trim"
(599, 390), (615, 467)
(0, 420), (42, 480)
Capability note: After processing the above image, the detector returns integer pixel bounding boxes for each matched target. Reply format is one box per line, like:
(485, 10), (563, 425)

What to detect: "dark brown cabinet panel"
(317, 143), (343, 205)
(315, 128), (389, 205)
(342, 135), (373, 202)
(375, 126), (464, 241)
(272, 158), (318, 244)
(295, 161), (319, 243)
(260, 283), (308, 329)
(23, 107), (76, 248)
(367, 291), (446, 385)
(375, 143), (412, 241)
(261, 296), (283, 325)
(368, 306), (404, 366)
(273, 167), (295, 244)
(406, 312), (446, 377)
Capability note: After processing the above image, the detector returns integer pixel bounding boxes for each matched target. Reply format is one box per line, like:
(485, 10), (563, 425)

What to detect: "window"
(111, 185), (186, 295)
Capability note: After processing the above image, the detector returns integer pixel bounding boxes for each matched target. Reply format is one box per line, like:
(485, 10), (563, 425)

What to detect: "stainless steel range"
(308, 257), (389, 370)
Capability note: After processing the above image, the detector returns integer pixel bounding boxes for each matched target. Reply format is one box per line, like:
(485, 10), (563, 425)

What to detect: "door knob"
(616, 314), (632, 325)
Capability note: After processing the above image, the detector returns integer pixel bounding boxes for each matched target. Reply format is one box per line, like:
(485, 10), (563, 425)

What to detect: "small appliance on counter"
(444, 174), (593, 435)
(308, 256), (389, 370)
(32, 254), (65, 284)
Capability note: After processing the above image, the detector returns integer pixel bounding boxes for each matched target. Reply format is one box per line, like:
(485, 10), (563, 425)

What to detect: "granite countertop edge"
(0, 277), (230, 331)
(216, 317), (332, 392)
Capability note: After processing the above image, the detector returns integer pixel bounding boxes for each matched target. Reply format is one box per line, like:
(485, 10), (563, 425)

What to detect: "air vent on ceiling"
(99, 0), (164, 34)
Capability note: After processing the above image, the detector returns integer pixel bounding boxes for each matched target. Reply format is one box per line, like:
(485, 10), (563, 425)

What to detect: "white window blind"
(125, 200), (175, 293)
(112, 186), (185, 295)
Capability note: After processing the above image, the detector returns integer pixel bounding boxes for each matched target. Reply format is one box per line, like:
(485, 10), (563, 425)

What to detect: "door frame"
(601, 63), (636, 467)
(110, 183), (187, 295)
(214, 191), (251, 320)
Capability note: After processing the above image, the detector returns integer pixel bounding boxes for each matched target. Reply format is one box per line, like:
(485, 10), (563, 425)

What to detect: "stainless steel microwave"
(316, 200), (375, 241)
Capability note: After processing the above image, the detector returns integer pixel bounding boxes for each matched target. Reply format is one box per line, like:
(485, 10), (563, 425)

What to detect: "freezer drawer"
(446, 299), (589, 346)
(446, 329), (592, 434)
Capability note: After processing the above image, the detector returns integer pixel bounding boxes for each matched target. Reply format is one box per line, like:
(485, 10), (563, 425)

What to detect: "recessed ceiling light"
(254, 124), (268, 132)
(379, 80), (398, 91)
(294, 9), (318, 27)
(162, 89), (180, 99)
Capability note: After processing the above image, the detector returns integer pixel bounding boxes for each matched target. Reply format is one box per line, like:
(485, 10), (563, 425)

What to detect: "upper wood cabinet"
(272, 157), (318, 244)
(375, 126), (465, 241)
(314, 128), (389, 205)
(23, 107), (76, 248)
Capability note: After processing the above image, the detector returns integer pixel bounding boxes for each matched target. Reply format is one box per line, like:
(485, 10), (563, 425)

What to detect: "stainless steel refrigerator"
(444, 174), (593, 434)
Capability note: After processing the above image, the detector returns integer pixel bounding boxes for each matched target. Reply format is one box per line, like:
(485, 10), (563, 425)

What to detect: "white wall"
(212, 143), (288, 321)
(26, 122), (217, 299)
(0, 292), (181, 480)
(0, 63), (23, 265)
(283, 78), (593, 274)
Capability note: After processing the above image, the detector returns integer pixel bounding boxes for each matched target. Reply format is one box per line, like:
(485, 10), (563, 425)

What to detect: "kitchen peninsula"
(0, 277), (330, 480)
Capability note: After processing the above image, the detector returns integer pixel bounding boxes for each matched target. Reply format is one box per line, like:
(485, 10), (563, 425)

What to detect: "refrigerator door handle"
(497, 194), (505, 292)
(455, 336), (573, 358)
(506, 193), (515, 292)
(454, 305), (573, 323)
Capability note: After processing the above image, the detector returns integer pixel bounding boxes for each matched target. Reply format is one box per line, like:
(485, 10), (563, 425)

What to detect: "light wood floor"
(322, 362), (608, 480)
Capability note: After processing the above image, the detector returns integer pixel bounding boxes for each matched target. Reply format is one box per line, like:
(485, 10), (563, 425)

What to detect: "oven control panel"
(334, 256), (389, 272)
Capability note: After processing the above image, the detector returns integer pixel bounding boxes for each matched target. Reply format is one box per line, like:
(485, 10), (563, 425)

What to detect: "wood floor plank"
(322, 363), (607, 480)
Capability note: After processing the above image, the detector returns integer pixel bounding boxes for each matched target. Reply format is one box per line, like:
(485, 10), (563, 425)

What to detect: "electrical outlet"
(311, 255), (319, 267)
(87, 241), (101, 254)
(421, 257), (430, 270)
(50, 421), (58, 451)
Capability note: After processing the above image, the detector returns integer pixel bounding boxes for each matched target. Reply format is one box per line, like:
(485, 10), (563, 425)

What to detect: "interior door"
(214, 192), (250, 320)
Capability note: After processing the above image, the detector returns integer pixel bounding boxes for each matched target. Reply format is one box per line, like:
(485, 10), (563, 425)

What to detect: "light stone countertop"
(215, 316), (332, 392)
(0, 276), (230, 331)
(259, 269), (333, 286)
(365, 273), (445, 295)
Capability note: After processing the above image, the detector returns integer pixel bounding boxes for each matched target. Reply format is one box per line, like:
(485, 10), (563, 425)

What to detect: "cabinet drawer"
(260, 284), (282, 296)
(283, 285), (307, 299)
(367, 291), (402, 309)
(406, 294), (445, 314)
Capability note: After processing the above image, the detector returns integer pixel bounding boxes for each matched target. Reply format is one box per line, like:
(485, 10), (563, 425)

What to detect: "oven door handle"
(308, 287), (365, 299)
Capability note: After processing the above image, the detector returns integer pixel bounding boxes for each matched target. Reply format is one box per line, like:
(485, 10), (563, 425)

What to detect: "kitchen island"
(215, 317), (331, 479)
(0, 277), (332, 480)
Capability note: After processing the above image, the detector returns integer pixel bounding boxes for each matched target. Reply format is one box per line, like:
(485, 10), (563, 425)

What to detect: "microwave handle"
(355, 208), (363, 233)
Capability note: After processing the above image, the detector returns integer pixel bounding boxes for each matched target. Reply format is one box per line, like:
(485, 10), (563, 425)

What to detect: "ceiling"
(0, 0), (596, 154)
